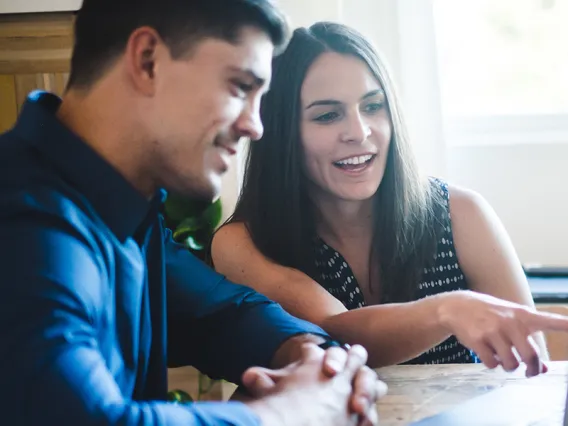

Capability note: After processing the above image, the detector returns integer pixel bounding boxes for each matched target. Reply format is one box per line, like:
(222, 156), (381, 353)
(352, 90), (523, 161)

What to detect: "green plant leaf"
(164, 193), (210, 227)
(173, 216), (204, 237)
(186, 235), (204, 251)
(203, 198), (223, 230)
(164, 194), (223, 230)
(167, 389), (193, 404)
(164, 193), (222, 255)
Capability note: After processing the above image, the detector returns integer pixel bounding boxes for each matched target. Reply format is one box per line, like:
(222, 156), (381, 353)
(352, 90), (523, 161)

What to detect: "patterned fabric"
(313, 178), (479, 364)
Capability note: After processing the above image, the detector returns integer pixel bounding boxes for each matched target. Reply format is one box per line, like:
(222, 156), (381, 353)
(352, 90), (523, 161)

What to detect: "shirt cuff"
(186, 401), (261, 425)
(241, 303), (330, 370)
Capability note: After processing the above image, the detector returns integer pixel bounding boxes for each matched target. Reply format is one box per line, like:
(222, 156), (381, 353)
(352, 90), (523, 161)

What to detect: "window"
(433, 0), (568, 145)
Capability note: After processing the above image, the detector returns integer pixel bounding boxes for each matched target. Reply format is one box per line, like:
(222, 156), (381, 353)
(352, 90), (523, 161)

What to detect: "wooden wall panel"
(0, 12), (73, 130)
(53, 72), (70, 94)
(0, 13), (73, 74)
(0, 75), (17, 133)
(14, 74), (41, 111)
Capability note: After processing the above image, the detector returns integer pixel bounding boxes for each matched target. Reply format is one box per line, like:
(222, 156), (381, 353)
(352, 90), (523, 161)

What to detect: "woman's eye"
(314, 111), (340, 123)
(364, 102), (384, 114)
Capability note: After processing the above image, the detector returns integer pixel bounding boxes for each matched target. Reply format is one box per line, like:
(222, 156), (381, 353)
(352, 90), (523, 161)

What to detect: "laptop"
(411, 382), (568, 425)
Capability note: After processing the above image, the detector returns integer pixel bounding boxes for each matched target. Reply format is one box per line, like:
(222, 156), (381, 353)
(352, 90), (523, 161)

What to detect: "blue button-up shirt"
(0, 92), (328, 425)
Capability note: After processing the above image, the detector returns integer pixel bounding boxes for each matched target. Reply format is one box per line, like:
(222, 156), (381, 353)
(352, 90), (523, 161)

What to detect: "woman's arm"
(211, 223), (458, 367)
(212, 215), (568, 374)
(448, 184), (549, 358)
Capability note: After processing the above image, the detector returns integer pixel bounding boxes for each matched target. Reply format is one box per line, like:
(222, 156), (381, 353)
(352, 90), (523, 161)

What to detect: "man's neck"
(57, 88), (156, 199)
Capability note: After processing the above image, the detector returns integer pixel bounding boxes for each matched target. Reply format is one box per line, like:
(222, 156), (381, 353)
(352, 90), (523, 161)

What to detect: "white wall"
(447, 144), (568, 266)
(279, 0), (568, 266)
(6, 0), (566, 265)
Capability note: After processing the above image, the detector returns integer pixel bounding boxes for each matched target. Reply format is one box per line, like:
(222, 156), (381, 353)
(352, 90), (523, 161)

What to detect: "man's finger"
(299, 342), (326, 364)
(241, 364), (298, 397)
(375, 379), (388, 398)
(351, 367), (384, 426)
(241, 367), (277, 397)
(322, 346), (349, 377)
(343, 345), (369, 380)
(350, 367), (386, 417)
(358, 406), (379, 426)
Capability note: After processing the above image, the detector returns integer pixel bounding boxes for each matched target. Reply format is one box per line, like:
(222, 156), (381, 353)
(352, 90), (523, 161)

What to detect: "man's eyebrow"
(229, 66), (268, 89)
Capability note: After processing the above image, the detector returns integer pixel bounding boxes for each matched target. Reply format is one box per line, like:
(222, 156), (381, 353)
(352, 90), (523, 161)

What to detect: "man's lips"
(221, 145), (237, 156)
(214, 141), (237, 156)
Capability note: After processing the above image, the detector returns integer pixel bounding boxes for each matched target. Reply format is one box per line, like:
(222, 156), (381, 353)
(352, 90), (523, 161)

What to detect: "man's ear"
(124, 27), (162, 96)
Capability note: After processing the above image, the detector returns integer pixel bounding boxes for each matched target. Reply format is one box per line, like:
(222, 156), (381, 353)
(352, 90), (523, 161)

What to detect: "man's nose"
(235, 105), (264, 141)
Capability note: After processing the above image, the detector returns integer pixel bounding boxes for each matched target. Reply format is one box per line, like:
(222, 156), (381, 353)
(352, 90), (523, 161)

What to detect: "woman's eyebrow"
(305, 89), (384, 110)
(305, 99), (342, 110)
(360, 89), (385, 101)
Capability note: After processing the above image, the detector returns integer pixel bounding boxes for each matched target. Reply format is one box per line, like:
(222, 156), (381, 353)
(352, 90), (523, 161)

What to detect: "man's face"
(147, 27), (273, 200)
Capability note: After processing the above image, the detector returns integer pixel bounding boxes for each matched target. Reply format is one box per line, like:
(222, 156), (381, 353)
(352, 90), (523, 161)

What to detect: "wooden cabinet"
(0, 12), (73, 133)
(536, 303), (568, 361)
(0, 0), (80, 15)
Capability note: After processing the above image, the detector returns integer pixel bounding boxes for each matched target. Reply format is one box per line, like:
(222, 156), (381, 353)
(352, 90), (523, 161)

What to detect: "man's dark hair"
(67, 0), (289, 89)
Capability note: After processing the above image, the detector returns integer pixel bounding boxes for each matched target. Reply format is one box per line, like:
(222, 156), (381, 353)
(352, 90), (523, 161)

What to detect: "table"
(376, 361), (568, 425)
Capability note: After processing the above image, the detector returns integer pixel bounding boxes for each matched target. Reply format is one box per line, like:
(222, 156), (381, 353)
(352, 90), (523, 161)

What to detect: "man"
(0, 0), (386, 425)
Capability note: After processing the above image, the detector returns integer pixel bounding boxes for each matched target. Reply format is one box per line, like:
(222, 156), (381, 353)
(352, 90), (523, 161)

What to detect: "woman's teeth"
(334, 154), (375, 167)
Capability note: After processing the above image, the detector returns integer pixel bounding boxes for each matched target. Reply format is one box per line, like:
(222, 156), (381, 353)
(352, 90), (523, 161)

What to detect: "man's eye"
(239, 83), (254, 92)
(232, 80), (254, 98)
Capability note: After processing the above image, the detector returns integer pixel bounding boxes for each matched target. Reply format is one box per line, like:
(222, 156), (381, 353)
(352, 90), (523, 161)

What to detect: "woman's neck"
(313, 192), (374, 248)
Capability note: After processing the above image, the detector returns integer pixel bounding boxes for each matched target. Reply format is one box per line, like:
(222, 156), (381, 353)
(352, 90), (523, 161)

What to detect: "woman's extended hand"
(437, 290), (568, 377)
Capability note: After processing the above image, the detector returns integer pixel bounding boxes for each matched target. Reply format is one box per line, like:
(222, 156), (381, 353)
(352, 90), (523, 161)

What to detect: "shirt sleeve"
(164, 230), (330, 383)
(0, 201), (260, 426)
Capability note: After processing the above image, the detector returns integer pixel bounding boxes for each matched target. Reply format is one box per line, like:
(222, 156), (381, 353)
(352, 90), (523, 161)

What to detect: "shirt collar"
(13, 90), (165, 241)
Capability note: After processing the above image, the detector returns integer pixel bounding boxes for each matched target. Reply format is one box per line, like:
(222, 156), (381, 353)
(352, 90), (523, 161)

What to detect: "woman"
(211, 22), (560, 376)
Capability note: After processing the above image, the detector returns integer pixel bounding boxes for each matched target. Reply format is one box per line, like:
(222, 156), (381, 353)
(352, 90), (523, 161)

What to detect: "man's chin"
(166, 184), (215, 203)
(166, 172), (222, 202)
(179, 189), (218, 205)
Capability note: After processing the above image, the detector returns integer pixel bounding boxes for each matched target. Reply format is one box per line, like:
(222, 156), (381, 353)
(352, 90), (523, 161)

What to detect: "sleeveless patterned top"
(313, 178), (479, 365)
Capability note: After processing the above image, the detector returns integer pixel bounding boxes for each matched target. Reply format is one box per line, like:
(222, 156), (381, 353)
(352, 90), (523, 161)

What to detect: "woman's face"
(300, 52), (391, 202)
